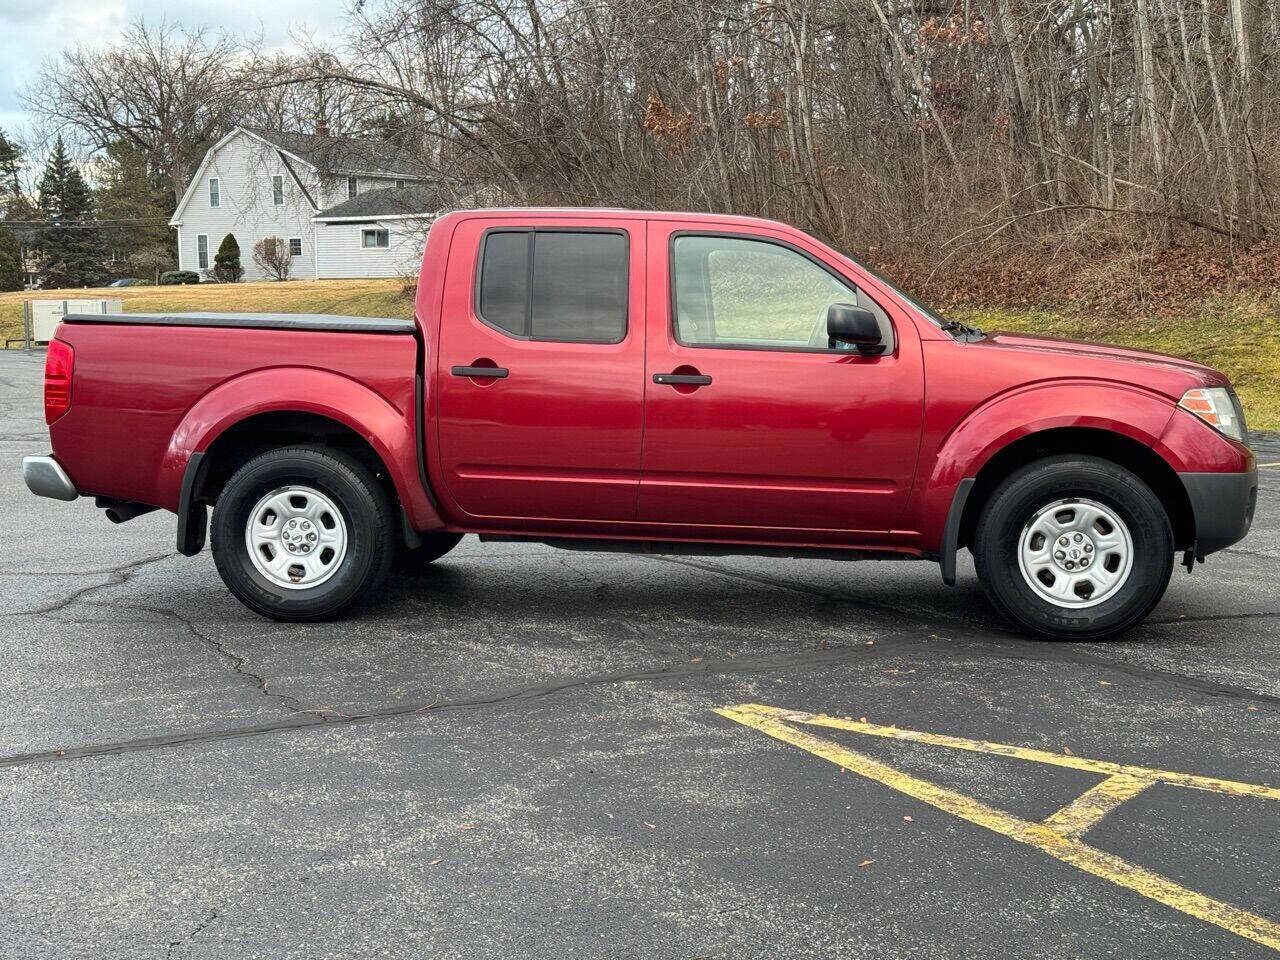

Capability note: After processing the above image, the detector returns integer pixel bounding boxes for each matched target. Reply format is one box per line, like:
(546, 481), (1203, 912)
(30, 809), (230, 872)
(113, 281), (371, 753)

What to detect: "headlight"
(1179, 387), (1248, 443)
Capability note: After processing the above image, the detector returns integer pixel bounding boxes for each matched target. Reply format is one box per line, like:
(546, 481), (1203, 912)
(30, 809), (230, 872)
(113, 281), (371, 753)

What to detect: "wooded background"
(13, 2), (1280, 305)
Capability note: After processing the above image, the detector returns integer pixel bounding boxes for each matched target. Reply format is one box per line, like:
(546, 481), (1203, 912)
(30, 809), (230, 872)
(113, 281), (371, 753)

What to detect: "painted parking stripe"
(717, 703), (1280, 953)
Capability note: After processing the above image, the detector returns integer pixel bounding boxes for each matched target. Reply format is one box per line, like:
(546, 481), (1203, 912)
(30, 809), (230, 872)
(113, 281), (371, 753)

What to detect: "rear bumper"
(1180, 469), (1257, 556)
(22, 455), (79, 502)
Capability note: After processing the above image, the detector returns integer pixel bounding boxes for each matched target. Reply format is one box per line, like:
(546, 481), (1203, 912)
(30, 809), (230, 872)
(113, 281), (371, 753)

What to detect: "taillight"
(44, 339), (74, 424)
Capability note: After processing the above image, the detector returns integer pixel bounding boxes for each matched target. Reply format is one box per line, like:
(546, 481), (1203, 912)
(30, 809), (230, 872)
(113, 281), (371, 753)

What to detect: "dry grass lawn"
(1, 278), (413, 344)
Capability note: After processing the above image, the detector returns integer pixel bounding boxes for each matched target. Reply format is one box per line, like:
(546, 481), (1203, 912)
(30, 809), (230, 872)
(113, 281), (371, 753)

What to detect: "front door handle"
(452, 365), (509, 379)
(653, 373), (712, 386)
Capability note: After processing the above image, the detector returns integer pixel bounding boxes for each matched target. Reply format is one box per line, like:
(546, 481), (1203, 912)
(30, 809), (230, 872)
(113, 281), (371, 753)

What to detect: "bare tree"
(24, 19), (255, 198)
(253, 237), (293, 281)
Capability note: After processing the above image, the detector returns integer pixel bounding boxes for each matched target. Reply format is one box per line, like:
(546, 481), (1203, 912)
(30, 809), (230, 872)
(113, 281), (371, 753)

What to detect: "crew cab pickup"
(23, 209), (1257, 639)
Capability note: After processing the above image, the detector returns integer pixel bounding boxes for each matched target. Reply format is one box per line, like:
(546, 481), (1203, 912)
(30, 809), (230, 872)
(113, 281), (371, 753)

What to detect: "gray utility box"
(24, 299), (124, 346)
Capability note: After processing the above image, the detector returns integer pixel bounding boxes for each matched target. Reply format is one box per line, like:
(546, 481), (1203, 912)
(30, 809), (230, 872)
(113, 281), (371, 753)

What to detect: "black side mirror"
(827, 303), (884, 354)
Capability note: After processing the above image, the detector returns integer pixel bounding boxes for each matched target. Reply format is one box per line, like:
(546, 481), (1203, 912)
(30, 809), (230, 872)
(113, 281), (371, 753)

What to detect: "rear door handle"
(452, 365), (509, 379)
(653, 373), (712, 386)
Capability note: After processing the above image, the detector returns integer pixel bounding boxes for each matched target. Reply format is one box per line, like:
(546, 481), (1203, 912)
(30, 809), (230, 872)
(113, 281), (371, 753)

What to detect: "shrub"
(253, 236), (292, 281)
(159, 270), (200, 285)
(213, 233), (243, 282)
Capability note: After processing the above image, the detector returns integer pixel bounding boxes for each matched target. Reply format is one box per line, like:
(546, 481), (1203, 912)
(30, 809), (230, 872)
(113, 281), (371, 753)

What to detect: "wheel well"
(195, 411), (401, 519)
(958, 428), (1195, 551)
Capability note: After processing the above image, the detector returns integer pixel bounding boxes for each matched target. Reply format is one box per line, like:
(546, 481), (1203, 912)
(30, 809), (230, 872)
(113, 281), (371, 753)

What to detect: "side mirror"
(827, 303), (884, 354)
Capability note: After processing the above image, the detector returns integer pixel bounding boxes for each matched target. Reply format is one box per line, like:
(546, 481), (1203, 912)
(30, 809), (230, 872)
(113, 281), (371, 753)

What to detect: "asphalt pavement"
(2, 348), (1279, 959)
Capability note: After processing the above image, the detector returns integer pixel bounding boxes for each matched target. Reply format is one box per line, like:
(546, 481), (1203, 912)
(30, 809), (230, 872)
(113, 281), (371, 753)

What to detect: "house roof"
(314, 184), (448, 221)
(240, 126), (430, 179)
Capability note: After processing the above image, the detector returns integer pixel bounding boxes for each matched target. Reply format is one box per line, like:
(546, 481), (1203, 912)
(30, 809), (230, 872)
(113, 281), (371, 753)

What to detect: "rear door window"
(477, 230), (627, 343)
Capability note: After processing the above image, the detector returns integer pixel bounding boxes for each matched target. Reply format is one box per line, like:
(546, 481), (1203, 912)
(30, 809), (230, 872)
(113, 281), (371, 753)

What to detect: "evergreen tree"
(213, 233), (243, 282)
(97, 141), (174, 277)
(0, 128), (22, 216)
(37, 138), (107, 289)
(0, 226), (21, 292)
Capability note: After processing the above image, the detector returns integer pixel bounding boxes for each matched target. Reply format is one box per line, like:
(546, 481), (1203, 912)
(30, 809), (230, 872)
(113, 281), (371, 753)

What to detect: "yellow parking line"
(717, 704), (1280, 953)
(730, 704), (1280, 802)
(1042, 774), (1152, 838)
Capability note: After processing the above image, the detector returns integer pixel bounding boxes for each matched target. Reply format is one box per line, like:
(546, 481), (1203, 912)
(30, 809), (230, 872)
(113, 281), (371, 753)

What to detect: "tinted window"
(530, 232), (626, 342)
(672, 234), (889, 352)
(477, 230), (627, 343)
(478, 231), (529, 336)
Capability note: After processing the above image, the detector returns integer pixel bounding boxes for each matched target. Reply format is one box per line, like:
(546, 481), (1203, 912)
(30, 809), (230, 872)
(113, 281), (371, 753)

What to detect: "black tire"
(210, 445), (396, 621)
(973, 456), (1174, 641)
(397, 531), (464, 568)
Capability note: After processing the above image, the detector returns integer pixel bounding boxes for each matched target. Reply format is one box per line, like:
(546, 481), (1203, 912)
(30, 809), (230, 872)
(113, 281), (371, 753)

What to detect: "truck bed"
(63, 311), (414, 334)
(50, 312), (421, 515)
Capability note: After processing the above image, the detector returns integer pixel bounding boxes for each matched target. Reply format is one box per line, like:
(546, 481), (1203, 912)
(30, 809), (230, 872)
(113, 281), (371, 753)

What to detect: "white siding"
(314, 220), (427, 278)
(175, 131), (321, 281)
(316, 175), (410, 209)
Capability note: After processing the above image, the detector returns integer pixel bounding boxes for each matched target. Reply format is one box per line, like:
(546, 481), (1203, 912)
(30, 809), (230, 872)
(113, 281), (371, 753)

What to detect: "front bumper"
(1180, 469), (1257, 556)
(22, 455), (79, 502)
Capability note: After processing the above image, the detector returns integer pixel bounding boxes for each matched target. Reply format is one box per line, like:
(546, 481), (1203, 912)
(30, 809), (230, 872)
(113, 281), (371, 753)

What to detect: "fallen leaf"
(1247, 706), (1259, 712)
(857, 859), (875, 867)
(859, 716), (869, 723)
(459, 823), (476, 830)
(1099, 681), (1112, 686)
(690, 657), (703, 664)
(429, 858), (443, 865)
(1063, 746), (1073, 755)
(643, 822), (657, 830)
(903, 815), (913, 823)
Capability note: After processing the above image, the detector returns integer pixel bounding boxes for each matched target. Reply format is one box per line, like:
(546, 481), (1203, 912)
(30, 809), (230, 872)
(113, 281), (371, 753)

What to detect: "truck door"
(435, 216), (645, 523)
(639, 222), (924, 536)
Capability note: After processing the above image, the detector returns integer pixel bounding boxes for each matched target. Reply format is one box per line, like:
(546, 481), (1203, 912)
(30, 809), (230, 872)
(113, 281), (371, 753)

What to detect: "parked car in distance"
(106, 278), (149, 287)
(23, 208), (1257, 639)
(158, 270), (201, 285)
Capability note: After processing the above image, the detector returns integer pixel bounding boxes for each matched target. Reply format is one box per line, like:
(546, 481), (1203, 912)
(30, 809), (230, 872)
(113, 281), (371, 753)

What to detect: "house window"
(361, 228), (390, 249)
(347, 177), (358, 200)
(208, 178), (220, 208)
(197, 234), (209, 270)
(272, 175), (284, 206)
(289, 237), (303, 257)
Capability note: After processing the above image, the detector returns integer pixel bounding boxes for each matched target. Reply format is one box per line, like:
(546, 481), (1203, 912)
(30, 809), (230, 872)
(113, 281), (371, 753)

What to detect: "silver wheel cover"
(1017, 498), (1134, 609)
(244, 485), (349, 590)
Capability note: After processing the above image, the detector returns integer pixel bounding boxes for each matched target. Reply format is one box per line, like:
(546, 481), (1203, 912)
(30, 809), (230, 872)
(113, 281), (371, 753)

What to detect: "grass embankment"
(0, 278), (413, 344)
(951, 295), (1280, 432)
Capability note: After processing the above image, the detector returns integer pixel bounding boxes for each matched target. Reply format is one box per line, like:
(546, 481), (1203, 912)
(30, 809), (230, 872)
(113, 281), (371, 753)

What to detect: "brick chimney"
(316, 118), (329, 137)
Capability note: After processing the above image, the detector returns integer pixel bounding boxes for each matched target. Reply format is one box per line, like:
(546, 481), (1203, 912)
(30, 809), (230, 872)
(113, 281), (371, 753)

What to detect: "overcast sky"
(0, 0), (348, 140)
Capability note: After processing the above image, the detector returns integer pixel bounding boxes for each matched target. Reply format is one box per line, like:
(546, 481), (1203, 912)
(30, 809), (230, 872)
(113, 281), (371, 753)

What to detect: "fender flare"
(160, 367), (443, 554)
(923, 381), (1182, 583)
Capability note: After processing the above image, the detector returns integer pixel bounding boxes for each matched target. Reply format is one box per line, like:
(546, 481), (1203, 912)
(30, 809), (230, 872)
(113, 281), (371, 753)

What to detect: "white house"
(169, 126), (445, 280)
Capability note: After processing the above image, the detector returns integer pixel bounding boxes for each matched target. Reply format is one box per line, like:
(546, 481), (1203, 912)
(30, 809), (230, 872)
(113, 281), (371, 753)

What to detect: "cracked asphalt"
(2, 348), (1279, 959)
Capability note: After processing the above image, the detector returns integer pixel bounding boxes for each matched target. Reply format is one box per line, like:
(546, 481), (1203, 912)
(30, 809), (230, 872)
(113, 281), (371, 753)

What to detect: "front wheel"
(210, 446), (396, 621)
(973, 456), (1174, 640)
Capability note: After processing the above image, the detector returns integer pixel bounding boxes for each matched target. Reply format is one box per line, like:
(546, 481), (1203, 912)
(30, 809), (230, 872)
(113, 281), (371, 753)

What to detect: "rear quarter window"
(476, 229), (627, 343)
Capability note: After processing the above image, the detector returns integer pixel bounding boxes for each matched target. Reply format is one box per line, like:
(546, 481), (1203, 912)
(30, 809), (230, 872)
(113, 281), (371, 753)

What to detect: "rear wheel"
(211, 446), (395, 621)
(973, 456), (1174, 640)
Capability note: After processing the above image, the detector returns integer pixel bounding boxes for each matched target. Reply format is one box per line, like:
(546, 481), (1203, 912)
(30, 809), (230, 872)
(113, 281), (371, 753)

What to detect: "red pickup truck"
(24, 208), (1256, 639)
